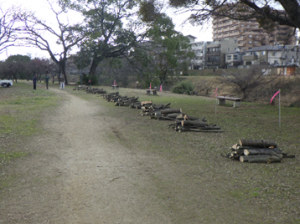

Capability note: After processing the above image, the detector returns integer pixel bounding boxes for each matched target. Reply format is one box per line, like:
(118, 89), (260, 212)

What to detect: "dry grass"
(68, 86), (300, 223)
(1, 82), (299, 223)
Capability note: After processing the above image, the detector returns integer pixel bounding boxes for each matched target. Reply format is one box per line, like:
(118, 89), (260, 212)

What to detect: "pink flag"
(270, 90), (280, 103)
(212, 87), (218, 98)
(159, 84), (162, 92)
(113, 80), (115, 85)
(149, 83), (151, 89)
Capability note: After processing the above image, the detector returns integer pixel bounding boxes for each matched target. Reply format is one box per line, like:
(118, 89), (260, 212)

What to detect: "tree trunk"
(239, 139), (277, 148)
(244, 148), (282, 156)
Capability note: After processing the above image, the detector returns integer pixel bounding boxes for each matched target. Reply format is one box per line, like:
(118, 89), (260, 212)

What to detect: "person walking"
(33, 75), (37, 90)
(45, 74), (50, 89)
(59, 75), (65, 90)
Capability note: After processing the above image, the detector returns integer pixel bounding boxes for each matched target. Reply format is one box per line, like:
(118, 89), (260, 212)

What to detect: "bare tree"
(18, 0), (86, 84)
(0, 5), (19, 54)
(219, 65), (277, 100)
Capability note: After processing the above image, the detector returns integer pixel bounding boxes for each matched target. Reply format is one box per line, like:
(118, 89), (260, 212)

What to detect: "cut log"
(244, 148), (282, 156)
(239, 139), (277, 148)
(160, 108), (182, 114)
(166, 113), (182, 119)
(240, 154), (283, 163)
(181, 120), (207, 127)
(141, 101), (152, 106)
(239, 156), (249, 162)
(247, 154), (282, 163)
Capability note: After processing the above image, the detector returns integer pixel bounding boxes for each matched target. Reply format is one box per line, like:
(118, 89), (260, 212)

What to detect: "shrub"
(171, 81), (195, 95)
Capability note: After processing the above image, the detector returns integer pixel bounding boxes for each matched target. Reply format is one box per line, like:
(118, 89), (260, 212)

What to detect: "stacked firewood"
(86, 87), (106, 94)
(140, 102), (173, 118)
(115, 96), (140, 106)
(170, 116), (222, 133)
(226, 139), (295, 163)
(102, 92), (119, 102)
(149, 108), (183, 120)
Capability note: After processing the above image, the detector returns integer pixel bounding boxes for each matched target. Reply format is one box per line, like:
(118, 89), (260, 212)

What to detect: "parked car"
(0, 79), (13, 88)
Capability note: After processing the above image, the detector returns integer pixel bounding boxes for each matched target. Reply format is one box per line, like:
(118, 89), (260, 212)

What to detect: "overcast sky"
(0, 0), (212, 60)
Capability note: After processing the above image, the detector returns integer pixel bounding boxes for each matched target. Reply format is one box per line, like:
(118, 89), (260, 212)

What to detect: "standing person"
(88, 79), (91, 86)
(59, 75), (65, 90)
(45, 74), (50, 89)
(33, 75), (37, 90)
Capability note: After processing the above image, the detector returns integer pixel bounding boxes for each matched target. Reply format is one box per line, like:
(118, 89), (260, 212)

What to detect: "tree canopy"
(62, 0), (143, 77)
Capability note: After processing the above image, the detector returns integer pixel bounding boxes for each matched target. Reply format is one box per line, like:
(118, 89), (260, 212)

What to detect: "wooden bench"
(146, 89), (157, 95)
(217, 95), (242, 108)
(111, 85), (119, 89)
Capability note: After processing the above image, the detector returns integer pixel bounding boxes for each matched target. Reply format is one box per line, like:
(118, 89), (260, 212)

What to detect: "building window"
(227, 55), (232, 60)
(233, 55), (238, 60)
(262, 51), (266, 55)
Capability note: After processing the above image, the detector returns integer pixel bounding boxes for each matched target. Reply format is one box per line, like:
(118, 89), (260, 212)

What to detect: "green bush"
(171, 81), (195, 95)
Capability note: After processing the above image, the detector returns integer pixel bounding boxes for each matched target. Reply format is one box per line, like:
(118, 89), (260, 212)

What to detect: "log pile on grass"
(102, 92), (120, 102)
(86, 87), (106, 94)
(170, 117), (222, 133)
(115, 96), (140, 106)
(225, 139), (295, 163)
(102, 91), (222, 133)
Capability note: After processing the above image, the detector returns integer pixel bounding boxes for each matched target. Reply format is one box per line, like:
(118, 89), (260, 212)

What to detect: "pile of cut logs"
(169, 116), (222, 133)
(102, 92), (119, 102)
(102, 92), (141, 107)
(73, 85), (107, 94)
(101, 91), (222, 133)
(226, 139), (295, 163)
(86, 87), (106, 94)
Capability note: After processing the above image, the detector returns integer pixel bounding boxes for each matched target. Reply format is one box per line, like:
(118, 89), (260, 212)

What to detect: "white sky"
(0, 0), (212, 61)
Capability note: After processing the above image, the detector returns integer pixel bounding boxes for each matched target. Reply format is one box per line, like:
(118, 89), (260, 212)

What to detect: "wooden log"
(141, 101), (152, 106)
(239, 156), (249, 163)
(240, 155), (282, 163)
(183, 115), (206, 121)
(239, 139), (277, 148)
(181, 120), (207, 127)
(160, 108), (182, 115)
(244, 148), (282, 156)
(166, 113), (182, 119)
(247, 154), (282, 163)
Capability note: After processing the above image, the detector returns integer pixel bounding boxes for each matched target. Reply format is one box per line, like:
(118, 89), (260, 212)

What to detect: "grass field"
(69, 85), (300, 223)
(1, 82), (300, 223)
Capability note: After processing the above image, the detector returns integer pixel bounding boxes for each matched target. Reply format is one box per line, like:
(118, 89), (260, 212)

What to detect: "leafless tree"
(18, 0), (86, 84)
(0, 5), (19, 54)
(219, 65), (277, 100)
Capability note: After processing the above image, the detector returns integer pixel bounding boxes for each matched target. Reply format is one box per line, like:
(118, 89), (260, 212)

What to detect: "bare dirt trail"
(0, 88), (173, 223)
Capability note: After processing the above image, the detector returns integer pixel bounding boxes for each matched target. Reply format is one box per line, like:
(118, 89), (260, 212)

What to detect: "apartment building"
(212, 12), (296, 51)
(186, 35), (206, 69)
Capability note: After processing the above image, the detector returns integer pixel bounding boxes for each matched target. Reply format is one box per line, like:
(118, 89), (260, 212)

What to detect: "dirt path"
(0, 89), (172, 223)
